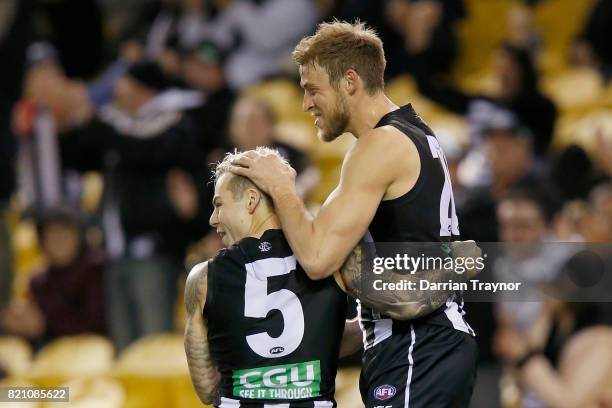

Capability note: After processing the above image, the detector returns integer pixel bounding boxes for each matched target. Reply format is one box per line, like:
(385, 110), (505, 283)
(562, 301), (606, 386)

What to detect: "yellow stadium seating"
(452, 0), (516, 92)
(533, 0), (596, 75)
(27, 335), (114, 388)
(0, 336), (32, 377)
(10, 219), (45, 302)
(243, 79), (308, 123)
(553, 109), (612, 153)
(113, 333), (206, 408)
(40, 377), (124, 408)
(541, 68), (604, 112)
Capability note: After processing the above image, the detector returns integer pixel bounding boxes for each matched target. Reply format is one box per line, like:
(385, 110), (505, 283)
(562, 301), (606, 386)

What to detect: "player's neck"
(248, 211), (281, 239)
(347, 93), (398, 138)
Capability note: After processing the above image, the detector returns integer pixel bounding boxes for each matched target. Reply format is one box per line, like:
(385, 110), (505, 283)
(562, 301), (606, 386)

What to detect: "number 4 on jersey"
(427, 135), (460, 237)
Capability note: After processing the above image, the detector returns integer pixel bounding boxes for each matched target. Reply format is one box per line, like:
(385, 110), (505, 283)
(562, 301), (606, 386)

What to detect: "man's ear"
(344, 68), (359, 95)
(246, 188), (261, 214)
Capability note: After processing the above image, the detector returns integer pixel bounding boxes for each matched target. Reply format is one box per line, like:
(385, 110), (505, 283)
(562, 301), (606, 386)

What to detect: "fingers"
(230, 155), (253, 168)
(227, 164), (251, 177)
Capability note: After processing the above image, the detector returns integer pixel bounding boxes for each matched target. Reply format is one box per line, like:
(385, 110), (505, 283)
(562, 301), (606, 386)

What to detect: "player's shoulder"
(185, 261), (209, 314)
(208, 245), (245, 269)
(349, 123), (418, 165)
(187, 260), (209, 285)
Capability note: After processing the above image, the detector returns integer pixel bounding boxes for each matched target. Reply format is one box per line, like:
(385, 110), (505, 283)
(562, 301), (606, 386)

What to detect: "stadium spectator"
(0, 208), (106, 345)
(229, 96), (319, 198)
(573, 0), (612, 80)
(495, 300), (612, 407)
(0, 0), (30, 312)
(458, 111), (545, 242)
(203, 0), (320, 89)
(581, 183), (612, 243)
(329, 0), (465, 79)
(120, 0), (217, 60)
(57, 60), (205, 350)
(469, 188), (564, 408)
(181, 41), (235, 159)
(415, 43), (557, 157)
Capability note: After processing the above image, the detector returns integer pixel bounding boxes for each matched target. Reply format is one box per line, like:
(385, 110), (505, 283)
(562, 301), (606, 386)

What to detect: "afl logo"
(269, 346), (284, 355)
(259, 242), (272, 252)
(374, 385), (396, 401)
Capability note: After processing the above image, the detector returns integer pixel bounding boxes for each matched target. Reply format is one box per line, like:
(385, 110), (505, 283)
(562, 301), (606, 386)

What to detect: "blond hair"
(293, 20), (385, 94)
(212, 147), (288, 204)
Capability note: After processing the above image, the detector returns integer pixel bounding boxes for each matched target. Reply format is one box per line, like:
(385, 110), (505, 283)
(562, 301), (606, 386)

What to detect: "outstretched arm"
(184, 262), (220, 404)
(230, 127), (413, 280)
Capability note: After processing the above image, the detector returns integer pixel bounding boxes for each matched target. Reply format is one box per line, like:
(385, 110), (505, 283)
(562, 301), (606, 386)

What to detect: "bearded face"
(300, 64), (351, 142)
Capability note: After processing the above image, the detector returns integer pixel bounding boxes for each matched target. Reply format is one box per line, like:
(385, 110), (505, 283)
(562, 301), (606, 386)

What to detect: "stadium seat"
(244, 79), (307, 123)
(541, 68), (604, 111)
(452, 0), (515, 91)
(0, 336), (32, 377)
(40, 377), (124, 408)
(11, 220), (45, 302)
(113, 333), (207, 408)
(554, 110), (612, 153)
(275, 119), (317, 153)
(27, 335), (114, 388)
(533, 0), (596, 74)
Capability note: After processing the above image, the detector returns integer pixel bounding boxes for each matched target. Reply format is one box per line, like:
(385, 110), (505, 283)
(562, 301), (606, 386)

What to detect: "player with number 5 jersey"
(184, 148), (350, 408)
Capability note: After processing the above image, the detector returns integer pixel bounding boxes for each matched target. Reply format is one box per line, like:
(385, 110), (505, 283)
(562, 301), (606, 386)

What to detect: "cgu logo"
(270, 346), (284, 355)
(373, 385), (396, 401)
(240, 364), (315, 388)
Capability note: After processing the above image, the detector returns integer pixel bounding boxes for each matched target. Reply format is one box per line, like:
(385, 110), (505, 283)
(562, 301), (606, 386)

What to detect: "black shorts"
(359, 324), (478, 408)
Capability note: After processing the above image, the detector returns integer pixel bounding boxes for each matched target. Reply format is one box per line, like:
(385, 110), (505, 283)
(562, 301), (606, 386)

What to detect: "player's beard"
(318, 92), (350, 142)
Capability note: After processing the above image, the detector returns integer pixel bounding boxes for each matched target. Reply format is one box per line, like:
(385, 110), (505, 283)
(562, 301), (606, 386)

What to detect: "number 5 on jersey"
(244, 256), (305, 358)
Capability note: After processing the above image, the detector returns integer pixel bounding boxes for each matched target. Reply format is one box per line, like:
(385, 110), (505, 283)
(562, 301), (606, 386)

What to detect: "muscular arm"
(339, 241), (481, 320)
(519, 330), (612, 408)
(268, 128), (410, 279)
(184, 262), (220, 404)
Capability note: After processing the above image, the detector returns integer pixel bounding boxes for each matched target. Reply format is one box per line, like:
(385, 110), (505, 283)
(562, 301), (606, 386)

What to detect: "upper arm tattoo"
(185, 262), (208, 316)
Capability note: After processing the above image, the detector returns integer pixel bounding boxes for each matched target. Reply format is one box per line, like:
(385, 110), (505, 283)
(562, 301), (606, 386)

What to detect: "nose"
(302, 91), (313, 113)
(209, 208), (218, 228)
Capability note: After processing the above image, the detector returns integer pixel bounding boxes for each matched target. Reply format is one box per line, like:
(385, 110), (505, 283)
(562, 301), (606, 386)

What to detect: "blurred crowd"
(1, 0), (612, 407)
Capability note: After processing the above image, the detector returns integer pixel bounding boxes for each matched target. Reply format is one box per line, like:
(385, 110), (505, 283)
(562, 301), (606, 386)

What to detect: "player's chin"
(317, 128), (341, 143)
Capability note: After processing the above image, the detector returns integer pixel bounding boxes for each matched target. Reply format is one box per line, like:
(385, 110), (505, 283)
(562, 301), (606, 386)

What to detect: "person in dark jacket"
(58, 61), (207, 350)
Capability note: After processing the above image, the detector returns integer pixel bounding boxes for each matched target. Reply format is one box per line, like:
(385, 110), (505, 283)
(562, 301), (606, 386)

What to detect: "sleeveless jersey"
(205, 229), (347, 407)
(358, 104), (474, 350)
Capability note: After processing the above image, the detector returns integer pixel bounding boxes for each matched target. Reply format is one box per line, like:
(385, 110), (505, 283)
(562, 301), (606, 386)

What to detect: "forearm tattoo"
(340, 244), (473, 320)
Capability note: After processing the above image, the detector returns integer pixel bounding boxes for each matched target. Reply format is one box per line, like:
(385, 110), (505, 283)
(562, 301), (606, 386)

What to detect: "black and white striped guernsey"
(205, 229), (347, 407)
(358, 104), (475, 350)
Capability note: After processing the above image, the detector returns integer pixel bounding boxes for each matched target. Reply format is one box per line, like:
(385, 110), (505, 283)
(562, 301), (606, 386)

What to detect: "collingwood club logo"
(259, 242), (272, 252)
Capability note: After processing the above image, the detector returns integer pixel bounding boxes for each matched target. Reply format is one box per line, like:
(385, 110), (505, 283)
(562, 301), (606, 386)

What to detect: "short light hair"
(293, 20), (385, 94)
(213, 147), (289, 204)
